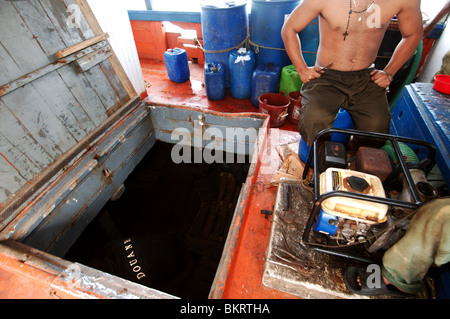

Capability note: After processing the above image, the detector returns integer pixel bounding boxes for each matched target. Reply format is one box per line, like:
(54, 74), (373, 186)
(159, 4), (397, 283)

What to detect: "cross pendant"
(343, 31), (348, 40)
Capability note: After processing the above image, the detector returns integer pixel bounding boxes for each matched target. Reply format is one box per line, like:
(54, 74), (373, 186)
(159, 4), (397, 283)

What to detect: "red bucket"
(259, 92), (290, 128)
(433, 74), (450, 94)
(287, 91), (303, 125)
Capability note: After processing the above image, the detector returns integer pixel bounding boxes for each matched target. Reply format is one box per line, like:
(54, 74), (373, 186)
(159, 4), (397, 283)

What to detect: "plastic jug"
(229, 48), (255, 99)
(279, 64), (302, 95)
(204, 63), (226, 100)
(164, 48), (190, 83)
(251, 63), (281, 107)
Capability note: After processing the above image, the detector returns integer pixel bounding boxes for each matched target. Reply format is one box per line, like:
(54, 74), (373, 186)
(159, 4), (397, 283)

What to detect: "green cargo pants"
(299, 67), (391, 146)
(382, 197), (450, 294)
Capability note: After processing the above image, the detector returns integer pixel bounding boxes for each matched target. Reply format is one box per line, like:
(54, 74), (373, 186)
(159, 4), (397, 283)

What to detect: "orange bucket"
(258, 92), (290, 128)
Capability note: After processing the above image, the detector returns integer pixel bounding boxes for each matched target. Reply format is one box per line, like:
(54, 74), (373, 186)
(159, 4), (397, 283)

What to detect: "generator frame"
(301, 128), (437, 262)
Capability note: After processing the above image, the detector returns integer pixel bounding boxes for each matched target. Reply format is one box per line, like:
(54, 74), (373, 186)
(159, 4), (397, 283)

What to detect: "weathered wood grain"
(11, 0), (68, 58)
(0, 41), (109, 97)
(55, 33), (109, 59)
(0, 1), (50, 81)
(0, 0), (139, 211)
(74, 45), (112, 72)
(57, 64), (109, 126)
(1, 84), (77, 158)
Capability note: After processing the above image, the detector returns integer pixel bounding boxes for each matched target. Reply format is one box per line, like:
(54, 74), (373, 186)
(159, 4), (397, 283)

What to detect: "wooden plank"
(74, 46), (112, 72)
(54, 33), (109, 59)
(0, 99), (54, 170)
(76, 0), (137, 98)
(63, 0), (96, 40)
(38, 0), (95, 47)
(99, 59), (130, 105)
(83, 64), (122, 116)
(106, 49), (137, 99)
(0, 155), (26, 205)
(0, 133), (41, 181)
(31, 72), (95, 139)
(57, 64), (108, 127)
(74, 0), (104, 35)
(0, 1), (50, 80)
(0, 41), (109, 97)
(1, 85), (77, 159)
(131, 20), (167, 61)
(11, 0), (68, 58)
(0, 96), (141, 228)
(0, 43), (22, 87)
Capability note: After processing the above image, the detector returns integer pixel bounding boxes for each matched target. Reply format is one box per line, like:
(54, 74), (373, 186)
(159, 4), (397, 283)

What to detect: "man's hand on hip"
(299, 66), (324, 83)
(370, 69), (393, 89)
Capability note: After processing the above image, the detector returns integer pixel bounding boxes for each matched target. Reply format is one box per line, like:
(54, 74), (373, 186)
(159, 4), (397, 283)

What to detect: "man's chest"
(320, 0), (400, 33)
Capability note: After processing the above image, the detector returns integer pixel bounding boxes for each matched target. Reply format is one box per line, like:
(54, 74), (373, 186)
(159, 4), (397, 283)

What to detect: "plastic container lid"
(433, 74), (450, 95)
(319, 168), (388, 224)
(201, 0), (247, 9)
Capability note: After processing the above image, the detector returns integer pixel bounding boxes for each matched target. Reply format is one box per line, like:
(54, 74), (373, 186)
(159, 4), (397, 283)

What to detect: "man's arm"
(281, 0), (324, 83)
(423, 0), (450, 37)
(371, 0), (423, 88)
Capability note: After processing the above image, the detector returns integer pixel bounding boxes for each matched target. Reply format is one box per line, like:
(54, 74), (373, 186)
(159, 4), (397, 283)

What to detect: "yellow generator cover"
(319, 168), (388, 224)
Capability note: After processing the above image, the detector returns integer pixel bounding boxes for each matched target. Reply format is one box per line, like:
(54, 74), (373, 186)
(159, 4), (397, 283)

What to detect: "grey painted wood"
(0, 0), (136, 213)
(10, 0), (68, 58)
(31, 72), (95, 138)
(57, 64), (109, 126)
(0, 99), (54, 169)
(1, 84), (78, 158)
(0, 1), (51, 81)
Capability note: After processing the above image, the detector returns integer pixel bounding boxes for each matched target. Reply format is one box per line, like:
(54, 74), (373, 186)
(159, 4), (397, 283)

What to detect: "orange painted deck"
(141, 59), (301, 299)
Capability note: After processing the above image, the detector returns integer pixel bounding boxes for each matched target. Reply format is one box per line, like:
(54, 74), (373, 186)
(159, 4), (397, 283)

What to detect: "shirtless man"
(281, 0), (423, 146)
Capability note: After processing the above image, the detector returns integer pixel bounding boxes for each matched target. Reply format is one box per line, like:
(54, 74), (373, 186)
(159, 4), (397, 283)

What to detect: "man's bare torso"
(316, 0), (403, 71)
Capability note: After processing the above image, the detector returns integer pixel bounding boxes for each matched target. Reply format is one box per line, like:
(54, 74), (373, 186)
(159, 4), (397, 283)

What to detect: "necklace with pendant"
(343, 0), (376, 40)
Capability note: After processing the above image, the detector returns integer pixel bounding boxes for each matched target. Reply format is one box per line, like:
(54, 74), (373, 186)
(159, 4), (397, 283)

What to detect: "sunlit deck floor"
(140, 58), (297, 132)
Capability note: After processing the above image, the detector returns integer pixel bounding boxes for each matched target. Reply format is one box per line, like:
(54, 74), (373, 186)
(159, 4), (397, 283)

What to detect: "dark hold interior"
(65, 141), (250, 298)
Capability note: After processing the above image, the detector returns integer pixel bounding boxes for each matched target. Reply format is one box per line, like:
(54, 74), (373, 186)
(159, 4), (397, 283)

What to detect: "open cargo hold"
(0, 0), (270, 298)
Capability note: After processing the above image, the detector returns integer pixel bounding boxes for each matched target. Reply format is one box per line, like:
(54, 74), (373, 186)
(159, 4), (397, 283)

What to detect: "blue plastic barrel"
(331, 108), (354, 144)
(229, 49), (255, 99)
(299, 108), (354, 164)
(299, 17), (320, 67)
(299, 138), (311, 165)
(201, 0), (248, 87)
(250, 0), (300, 68)
(164, 48), (190, 83)
(251, 63), (281, 107)
(204, 62), (226, 100)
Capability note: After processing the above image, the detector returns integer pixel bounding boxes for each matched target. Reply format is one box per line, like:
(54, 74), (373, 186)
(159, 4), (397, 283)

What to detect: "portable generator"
(301, 128), (437, 262)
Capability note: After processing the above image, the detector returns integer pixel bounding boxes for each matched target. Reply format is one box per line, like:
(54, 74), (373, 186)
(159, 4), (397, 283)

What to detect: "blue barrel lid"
(252, 0), (299, 3)
(201, 0), (247, 9)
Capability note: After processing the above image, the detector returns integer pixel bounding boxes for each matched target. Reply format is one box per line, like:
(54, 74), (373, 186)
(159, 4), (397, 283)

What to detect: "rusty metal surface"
(210, 129), (302, 299)
(0, 240), (177, 299)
